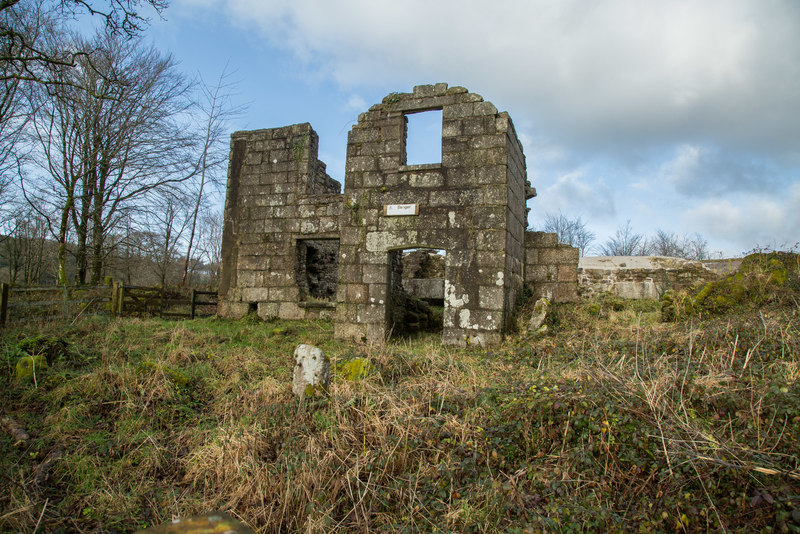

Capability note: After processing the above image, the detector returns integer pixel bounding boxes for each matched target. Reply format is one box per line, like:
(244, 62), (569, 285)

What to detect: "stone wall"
(524, 232), (580, 302)
(218, 123), (342, 321)
(578, 256), (719, 299)
(218, 84), (579, 346)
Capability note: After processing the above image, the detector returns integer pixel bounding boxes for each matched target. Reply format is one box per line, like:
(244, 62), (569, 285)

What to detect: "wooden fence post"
(190, 289), (197, 319)
(0, 283), (8, 327)
(111, 282), (119, 316)
(117, 284), (125, 315)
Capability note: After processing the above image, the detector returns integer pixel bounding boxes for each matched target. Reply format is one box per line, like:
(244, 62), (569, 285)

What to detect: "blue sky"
(145, 0), (800, 257)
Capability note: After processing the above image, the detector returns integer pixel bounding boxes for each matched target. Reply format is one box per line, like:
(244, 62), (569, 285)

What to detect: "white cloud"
(344, 94), (366, 110)
(173, 0), (800, 254)
(684, 184), (800, 252)
(185, 0), (800, 152)
(536, 169), (615, 219)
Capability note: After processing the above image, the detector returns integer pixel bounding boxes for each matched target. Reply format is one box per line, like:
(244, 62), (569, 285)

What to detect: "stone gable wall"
(334, 84), (530, 346)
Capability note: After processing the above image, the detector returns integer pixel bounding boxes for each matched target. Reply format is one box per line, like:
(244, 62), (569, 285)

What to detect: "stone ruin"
(218, 84), (579, 346)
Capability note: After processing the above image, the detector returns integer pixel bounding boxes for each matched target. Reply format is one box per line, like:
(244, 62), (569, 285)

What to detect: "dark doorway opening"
(387, 248), (446, 338)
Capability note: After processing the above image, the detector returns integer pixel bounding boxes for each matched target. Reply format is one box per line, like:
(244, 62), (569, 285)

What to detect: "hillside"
(1, 255), (799, 532)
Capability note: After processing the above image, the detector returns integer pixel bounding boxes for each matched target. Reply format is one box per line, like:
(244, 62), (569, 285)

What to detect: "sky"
(144, 0), (800, 257)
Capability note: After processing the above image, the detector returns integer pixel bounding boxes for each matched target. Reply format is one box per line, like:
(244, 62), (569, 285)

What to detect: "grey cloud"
(661, 145), (784, 197)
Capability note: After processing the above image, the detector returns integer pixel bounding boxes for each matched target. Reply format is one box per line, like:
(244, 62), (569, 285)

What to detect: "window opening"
(296, 239), (339, 301)
(404, 109), (443, 165)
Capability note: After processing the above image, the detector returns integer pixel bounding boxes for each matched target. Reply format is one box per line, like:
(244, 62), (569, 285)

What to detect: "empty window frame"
(403, 109), (443, 165)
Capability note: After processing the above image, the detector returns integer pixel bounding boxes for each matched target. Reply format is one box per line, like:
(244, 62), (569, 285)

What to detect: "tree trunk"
(57, 195), (73, 285)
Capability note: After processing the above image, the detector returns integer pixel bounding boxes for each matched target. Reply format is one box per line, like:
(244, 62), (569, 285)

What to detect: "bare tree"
(144, 188), (190, 288)
(540, 211), (596, 256)
(650, 229), (710, 260)
(1, 0), (167, 87)
(25, 30), (197, 285)
(180, 66), (242, 286)
(191, 209), (223, 289)
(1, 206), (49, 284)
(600, 220), (650, 256)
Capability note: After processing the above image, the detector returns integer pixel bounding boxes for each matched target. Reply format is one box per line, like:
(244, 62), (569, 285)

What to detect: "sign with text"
(383, 203), (419, 216)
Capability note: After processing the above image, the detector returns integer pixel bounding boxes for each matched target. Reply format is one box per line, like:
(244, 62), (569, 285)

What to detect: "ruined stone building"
(218, 84), (578, 346)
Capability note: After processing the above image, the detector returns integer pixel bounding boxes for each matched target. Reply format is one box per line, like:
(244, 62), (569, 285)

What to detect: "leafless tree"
(191, 209), (222, 289)
(600, 220), (650, 256)
(25, 30), (197, 285)
(650, 229), (710, 260)
(180, 66), (243, 286)
(1, 0), (167, 87)
(540, 211), (596, 256)
(143, 187), (191, 288)
(0, 206), (50, 284)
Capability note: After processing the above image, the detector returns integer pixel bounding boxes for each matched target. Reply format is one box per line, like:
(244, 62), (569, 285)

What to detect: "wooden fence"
(0, 282), (217, 327)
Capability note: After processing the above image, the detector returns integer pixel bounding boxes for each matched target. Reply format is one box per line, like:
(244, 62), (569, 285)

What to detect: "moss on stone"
(15, 355), (48, 382)
(663, 251), (799, 321)
(336, 357), (374, 381)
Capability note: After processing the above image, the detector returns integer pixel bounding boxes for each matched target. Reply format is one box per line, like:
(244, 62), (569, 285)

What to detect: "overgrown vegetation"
(1, 271), (799, 532)
(663, 251), (800, 321)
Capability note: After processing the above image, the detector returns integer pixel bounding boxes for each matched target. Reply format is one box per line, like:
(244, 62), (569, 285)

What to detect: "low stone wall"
(578, 256), (719, 299)
(524, 232), (579, 302)
(404, 278), (445, 300)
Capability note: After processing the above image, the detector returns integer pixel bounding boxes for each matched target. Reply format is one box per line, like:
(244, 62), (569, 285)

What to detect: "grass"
(1, 293), (799, 532)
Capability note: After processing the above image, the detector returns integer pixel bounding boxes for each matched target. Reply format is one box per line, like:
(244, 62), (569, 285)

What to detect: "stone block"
(443, 103), (474, 119)
(476, 230), (505, 251)
(346, 283), (368, 304)
(525, 231), (558, 247)
(539, 247), (579, 265)
(346, 156), (378, 172)
(473, 101), (498, 116)
(257, 302), (279, 320)
(483, 185), (507, 206)
(442, 120), (462, 137)
(368, 283), (387, 304)
(413, 85), (435, 97)
(240, 287), (269, 302)
(526, 265), (557, 283)
(335, 322), (366, 342)
(360, 303), (385, 323)
(300, 220), (319, 234)
(270, 286), (298, 302)
(558, 264), (577, 282)
(409, 171), (444, 188)
(362, 264), (386, 284)
(552, 283), (579, 303)
(292, 344), (331, 399)
(279, 301), (304, 319)
(479, 286), (504, 309)
(367, 323), (386, 344)
(363, 173), (384, 188)
(218, 301), (250, 319)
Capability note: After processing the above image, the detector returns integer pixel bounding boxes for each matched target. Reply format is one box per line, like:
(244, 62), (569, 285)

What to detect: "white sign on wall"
(384, 204), (419, 216)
